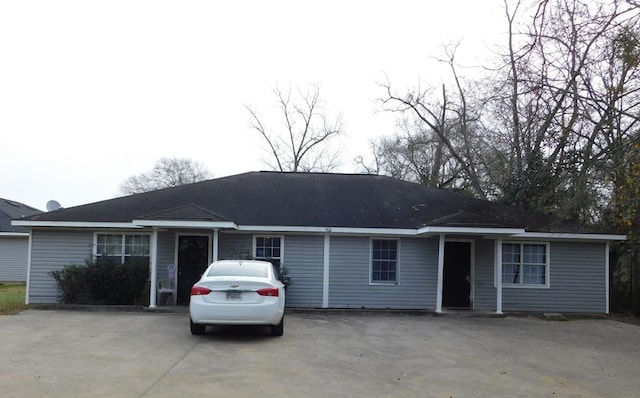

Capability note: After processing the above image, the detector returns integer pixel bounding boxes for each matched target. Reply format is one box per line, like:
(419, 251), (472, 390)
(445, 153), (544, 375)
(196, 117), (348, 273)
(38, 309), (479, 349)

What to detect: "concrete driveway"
(1, 310), (639, 398)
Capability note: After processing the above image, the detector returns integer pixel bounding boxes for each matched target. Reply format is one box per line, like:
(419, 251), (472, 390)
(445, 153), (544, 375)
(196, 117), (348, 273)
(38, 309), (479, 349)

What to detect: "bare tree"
(376, 44), (490, 199)
(120, 157), (212, 195)
(246, 84), (345, 172)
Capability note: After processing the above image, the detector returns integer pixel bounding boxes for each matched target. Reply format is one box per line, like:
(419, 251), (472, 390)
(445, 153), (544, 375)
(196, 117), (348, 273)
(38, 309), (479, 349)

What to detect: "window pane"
(503, 244), (520, 263)
(502, 264), (520, 284)
(524, 244), (545, 264)
(523, 264), (546, 285)
(255, 236), (282, 260)
(372, 240), (398, 282)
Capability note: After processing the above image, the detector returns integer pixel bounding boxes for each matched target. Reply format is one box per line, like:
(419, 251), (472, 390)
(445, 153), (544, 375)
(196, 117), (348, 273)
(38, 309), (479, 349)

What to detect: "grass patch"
(0, 283), (29, 315)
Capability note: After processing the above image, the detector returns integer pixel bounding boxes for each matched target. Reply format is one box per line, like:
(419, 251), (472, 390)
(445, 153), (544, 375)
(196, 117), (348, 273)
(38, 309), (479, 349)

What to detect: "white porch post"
(436, 233), (445, 313)
(605, 241), (610, 315)
(25, 232), (33, 305)
(496, 238), (503, 314)
(322, 233), (330, 308)
(213, 229), (219, 261)
(148, 227), (159, 308)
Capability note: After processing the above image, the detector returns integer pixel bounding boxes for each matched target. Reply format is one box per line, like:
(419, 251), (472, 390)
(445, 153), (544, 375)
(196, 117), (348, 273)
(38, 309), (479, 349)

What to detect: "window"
(254, 236), (282, 268)
(502, 243), (548, 286)
(371, 239), (399, 284)
(96, 234), (150, 264)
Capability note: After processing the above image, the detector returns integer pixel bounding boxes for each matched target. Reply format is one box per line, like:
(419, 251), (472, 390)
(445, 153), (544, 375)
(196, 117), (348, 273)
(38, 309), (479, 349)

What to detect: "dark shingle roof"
(23, 171), (592, 233)
(1, 198), (42, 232)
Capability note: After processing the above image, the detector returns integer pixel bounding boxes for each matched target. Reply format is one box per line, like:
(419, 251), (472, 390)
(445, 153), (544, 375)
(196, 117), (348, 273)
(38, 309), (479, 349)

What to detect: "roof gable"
(0, 198), (42, 232)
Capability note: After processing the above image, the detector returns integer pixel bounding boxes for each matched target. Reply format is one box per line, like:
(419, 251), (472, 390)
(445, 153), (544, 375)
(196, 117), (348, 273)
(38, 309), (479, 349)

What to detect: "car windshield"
(207, 262), (269, 278)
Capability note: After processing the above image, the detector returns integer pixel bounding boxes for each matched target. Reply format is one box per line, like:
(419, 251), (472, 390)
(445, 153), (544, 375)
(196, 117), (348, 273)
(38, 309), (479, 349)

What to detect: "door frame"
(443, 239), (475, 309)
(174, 232), (212, 303)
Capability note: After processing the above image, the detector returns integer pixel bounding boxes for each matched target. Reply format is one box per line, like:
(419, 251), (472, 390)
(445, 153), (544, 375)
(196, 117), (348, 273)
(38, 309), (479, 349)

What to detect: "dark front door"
(176, 235), (210, 305)
(443, 241), (472, 309)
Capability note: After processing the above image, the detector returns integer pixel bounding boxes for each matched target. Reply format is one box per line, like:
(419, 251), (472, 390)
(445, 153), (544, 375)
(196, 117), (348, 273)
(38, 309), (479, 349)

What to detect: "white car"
(189, 260), (285, 336)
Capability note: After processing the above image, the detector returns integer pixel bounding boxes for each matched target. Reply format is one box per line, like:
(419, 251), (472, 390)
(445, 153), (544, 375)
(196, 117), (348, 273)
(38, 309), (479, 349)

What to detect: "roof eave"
(132, 220), (238, 229)
(11, 220), (143, 229)
(510, 232), (627, 241)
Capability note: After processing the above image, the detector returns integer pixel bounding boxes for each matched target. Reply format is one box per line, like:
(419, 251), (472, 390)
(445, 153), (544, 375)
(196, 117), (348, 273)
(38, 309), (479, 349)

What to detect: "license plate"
(226, 290), (241, 300)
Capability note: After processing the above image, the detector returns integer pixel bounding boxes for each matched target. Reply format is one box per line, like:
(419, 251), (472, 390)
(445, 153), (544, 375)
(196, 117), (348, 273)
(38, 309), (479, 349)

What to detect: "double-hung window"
(371, 239), (399, 284)
(254, 236), (282, 268)
(95, 234), (150, 264)
(502, 242), (549, 287)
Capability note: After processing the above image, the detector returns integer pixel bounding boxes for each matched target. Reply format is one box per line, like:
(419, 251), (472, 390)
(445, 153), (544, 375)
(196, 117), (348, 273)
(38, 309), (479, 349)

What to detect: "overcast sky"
(1, 0), (506, 211)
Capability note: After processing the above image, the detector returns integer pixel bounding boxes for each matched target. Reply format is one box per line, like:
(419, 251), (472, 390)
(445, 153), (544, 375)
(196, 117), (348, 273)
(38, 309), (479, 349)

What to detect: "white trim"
(419, 226), (525, 235)
(24, 231), (33, 305)
(0, 232), (29, 237)
(498, 241), (551, 289)
(436, 234), (445, 313)
(605, 241), (610, 315)
(253, 235), (285, 265)
(11, 221), (142, 228)
(240, 225), (418, 236)
(213, 229), (219, 261)
(148, 228), (159, 308)
(133, 220), (237, 229)
(496, 239), (503, 314)
(323, 234), (330, 308)
(369, 238), (400, 285)
(510, 232), (626, 241)
(444, 238), (475, 309)
(11, 219), (627, 242)
(93, 232), (152, 263)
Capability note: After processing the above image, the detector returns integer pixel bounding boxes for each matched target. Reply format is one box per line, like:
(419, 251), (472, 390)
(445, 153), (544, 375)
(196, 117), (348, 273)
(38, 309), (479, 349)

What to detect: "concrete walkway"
(1, 310), (639, 397)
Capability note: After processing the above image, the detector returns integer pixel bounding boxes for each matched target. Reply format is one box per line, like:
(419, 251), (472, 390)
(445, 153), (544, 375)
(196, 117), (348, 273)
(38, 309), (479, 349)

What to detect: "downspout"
(436, 234), (445, 313)
(148, 227), (159, 308)
(496, 239), (503, 314)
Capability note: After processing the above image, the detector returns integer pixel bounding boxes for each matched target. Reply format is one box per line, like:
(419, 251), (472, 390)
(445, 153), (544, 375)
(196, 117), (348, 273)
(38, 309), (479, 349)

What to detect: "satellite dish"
(46, 200), (62, 212)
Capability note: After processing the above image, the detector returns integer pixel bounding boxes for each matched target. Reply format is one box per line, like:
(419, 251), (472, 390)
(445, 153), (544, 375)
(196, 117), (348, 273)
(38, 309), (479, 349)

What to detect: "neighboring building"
(0, 198), (42, 282)
(13, 172), (625, 313)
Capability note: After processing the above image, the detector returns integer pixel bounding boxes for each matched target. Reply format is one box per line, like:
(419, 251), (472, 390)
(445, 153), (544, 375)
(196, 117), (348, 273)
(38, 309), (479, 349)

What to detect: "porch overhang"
(417, 226), (526, 236)
(132, 219), (237, 229)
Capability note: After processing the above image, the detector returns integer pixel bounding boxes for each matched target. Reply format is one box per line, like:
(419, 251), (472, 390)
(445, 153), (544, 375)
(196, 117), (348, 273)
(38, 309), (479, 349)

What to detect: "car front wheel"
(190, 319), (206, 335)
(270, 316), (284, 337)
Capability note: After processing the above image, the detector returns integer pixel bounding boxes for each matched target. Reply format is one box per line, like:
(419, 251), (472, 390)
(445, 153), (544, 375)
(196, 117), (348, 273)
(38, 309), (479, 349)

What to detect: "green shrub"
(51, 258), (149, 305)
(50, 264), (87, 304)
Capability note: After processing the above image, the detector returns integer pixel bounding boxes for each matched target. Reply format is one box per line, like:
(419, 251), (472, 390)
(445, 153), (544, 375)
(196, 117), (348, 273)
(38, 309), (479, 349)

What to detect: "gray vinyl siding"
(29, 230), (94, 303)
(218, 233), (253, 260)
(328, 236), (438, 309)
(155, 231), (175, 280)
(0, 236), (29, 282)
(504, 242), (606, 313)
(473, 239), (497, 310)
(474, 241), (607, 313)
(282, 235), (324, 308)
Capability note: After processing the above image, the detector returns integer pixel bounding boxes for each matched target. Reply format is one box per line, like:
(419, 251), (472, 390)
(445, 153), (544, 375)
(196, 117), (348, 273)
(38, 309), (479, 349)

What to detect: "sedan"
(189, 260), (285, 336)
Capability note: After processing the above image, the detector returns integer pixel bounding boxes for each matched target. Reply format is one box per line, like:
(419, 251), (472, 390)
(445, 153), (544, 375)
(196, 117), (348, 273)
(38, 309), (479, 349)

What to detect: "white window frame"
(253, 235), (284, 267)
(93, 232), (151, 264)
(369, 238), (400, 285)
(495, 241), (550, 289)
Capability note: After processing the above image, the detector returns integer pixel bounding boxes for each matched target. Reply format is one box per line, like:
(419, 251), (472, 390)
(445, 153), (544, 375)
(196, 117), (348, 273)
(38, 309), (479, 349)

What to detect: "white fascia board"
(0, 232), (29, 237)
(510, 232), (627, 241)
(132, 220), (238, 229)
(11, 221), (142, 229)
(237, 225), (418, 236)
(417, 226), (526, 235)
